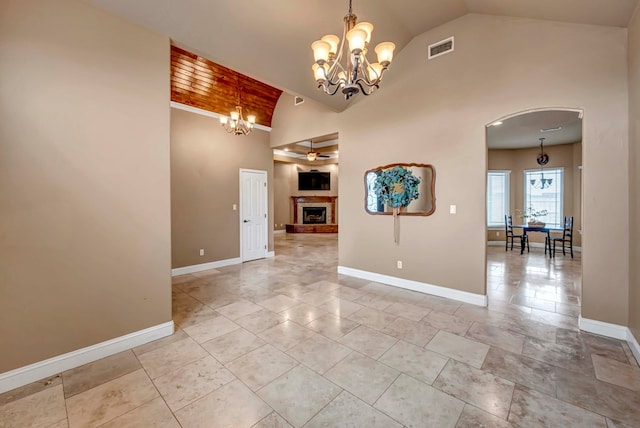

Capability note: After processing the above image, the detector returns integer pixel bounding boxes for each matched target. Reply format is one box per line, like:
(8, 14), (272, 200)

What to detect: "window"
(524, 168), (564, 226)
(487, 171), (510, 228)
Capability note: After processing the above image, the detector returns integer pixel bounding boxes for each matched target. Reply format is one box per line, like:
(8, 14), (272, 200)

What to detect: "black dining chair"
(505, 215), (528, 252)
(551, 216), (574, 258)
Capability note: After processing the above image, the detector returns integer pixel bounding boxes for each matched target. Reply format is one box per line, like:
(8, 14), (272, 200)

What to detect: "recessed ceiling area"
(273, 133), (339, 163)
(487, 110), (582, 149)
(89, 0), (639, 113)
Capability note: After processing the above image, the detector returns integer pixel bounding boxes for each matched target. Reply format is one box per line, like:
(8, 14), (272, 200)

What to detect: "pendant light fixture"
(310, 0), (395, 100)
(220, 74), (256, 135)
(530, 137), (553, 189)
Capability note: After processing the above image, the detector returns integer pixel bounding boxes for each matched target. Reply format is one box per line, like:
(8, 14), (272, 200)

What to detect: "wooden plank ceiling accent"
(171, 45), (283, 127)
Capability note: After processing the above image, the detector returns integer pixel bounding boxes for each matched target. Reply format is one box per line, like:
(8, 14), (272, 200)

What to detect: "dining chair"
(505, 215), (528, 252)
(551, 216), (574, 258)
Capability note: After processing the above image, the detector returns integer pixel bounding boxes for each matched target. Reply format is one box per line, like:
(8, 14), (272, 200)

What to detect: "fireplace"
(303, 207), (327, 224)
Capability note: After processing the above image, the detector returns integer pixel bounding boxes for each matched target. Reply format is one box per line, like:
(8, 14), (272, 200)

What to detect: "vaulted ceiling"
(90, 0), (638, 113)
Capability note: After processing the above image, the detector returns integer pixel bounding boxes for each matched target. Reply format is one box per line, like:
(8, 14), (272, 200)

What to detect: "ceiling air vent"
(294, 96), (304, 106)
(428, 36), (454, 59)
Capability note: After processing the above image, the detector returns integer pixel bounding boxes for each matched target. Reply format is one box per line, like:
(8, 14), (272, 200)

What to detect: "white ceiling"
(89, 0), (638, 113)
(487, 110), (583, 149)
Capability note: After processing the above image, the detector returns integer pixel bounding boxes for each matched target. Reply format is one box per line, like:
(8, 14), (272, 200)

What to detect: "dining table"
(513, 224), (564, 258)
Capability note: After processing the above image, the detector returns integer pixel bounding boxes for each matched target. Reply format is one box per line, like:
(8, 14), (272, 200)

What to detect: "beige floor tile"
(132, 328), (187, 357)
(99, 396), (180, 427)
(202, 328), (265, 363)
(253, 412), (293, 428)
(317, 297), (364, 318)
(236, 309), (287, 334)
(0, 375), (62, 406)
(66, 369), (158, 427)
(374, 374), (465, 428)
(465, 322), (526, 354)
(384, 301), (430, 322)
(426, 330), (490, 368)
(47, 420), (68, 428)
(295, 290), (337, 306)
(0, 384), (66, 428)
(338, 325), (397, 359)
(481, 346), (556, 395)
(381, 317), (439, 347)
(418, 294), (463, 315)
(279, 303), (328, 326)
(226, 344), (298, 391)
(153, 356), (235, 411)
(455, 404), (512, 428)
(422, 311), (473, 336)
(433, 360), (514, 419)
(257, 365), (341, 427)
(305, 280), (342, 293)
(258, 294), (300, 312)
(353, 293), (393, 311)
(509, 384), (607, 427)
(286, 334), (352, 374)
(347, 307), (397, 331)
(304, 391), (402, 428)
(258, 320), (318, 351)
(183, 315), (240, 344)
(175, 380), (272, 428)
(592, 354), (640, 391)
(216, 300), (263, 320)
(306, 314), (360, 340)
(329, 286), (367, 302)
(522, 336), (593, 375)
(379, 340), (448, 385)
(325, 352), (399, 405)
(62, 350), (141, 398)
(137, 337), (209, 379)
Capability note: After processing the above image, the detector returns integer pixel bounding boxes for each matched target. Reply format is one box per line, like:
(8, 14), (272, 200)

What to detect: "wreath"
(373, 166), (421, 244)
(373, 166), (421, 208)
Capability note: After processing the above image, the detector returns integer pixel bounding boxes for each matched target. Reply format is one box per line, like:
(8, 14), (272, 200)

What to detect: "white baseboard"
(266, 251), (275, 258)
(171, 258), (241, 276)
(0, 321), (174, 394)
(579, 317), (640, 365)
(487, 240), (582, 252)
(274, 230), (286, 235)
(337, 266), (487, 307)
(627, 328), (640, 365)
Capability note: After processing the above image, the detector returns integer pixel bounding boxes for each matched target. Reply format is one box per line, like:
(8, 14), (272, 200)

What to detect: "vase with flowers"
(517, 207), (548, 227)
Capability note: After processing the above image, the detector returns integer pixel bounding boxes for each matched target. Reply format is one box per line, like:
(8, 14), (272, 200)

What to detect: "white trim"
(487, 241), (582, 252)
(171, 258), (241, 276)
(337, 266), (487, 307)
(266, 251), (275, 258)
(627, 329), (640, 365)
(170, 101), (271, 132)
(0, 321), (174, 394)
(579, 316), (628, 340)
(274, 229), (286, 235)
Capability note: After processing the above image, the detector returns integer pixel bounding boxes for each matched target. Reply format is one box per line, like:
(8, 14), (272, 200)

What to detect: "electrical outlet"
(449, 205), (457, 214)
(397, 260), (403, 269)
(232, 204), (237, 211)
(199, 249), (204, 256)
(496, 231), (499, 237)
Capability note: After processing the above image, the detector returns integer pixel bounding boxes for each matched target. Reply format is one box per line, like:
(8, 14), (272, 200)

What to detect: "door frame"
(239, 168), (268, 262)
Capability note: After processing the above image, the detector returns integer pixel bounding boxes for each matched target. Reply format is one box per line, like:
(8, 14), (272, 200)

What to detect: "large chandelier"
(310, 0), (395, 100)
(530, 137), (553, 189)
(219, 75), (256, 135)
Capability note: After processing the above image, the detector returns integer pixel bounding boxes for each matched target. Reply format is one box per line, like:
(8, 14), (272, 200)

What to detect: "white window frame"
(487, 170), (510, 228)
(523, 167), (564, 227)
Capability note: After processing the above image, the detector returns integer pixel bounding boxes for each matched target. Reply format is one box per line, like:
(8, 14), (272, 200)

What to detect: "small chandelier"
(219, 75), (256, 135)
(530, 137), (553, 189)
(310, 0), (395, 100)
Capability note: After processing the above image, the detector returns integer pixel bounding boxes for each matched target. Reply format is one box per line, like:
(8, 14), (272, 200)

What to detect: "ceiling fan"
(306, 141), (331, 161)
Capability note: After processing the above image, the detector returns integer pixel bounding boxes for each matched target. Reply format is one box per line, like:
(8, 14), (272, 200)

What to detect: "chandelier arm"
(355, 79), (377, 95)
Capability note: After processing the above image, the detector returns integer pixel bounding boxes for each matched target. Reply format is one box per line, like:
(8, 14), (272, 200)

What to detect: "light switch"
(450, 205), (457, 214)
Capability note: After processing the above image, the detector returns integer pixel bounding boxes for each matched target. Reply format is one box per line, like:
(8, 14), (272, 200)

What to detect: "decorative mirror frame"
(364, 163), (436, 216)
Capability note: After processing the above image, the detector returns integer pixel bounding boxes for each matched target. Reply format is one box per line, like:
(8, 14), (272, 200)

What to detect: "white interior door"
(240, 169), (268, 262)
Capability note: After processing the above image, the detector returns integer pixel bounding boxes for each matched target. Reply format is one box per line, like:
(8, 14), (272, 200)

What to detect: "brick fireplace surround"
(286, 196), (338, 233)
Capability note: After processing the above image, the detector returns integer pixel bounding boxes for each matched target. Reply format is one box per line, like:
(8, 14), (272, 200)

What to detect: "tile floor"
(2, 235), (639, 427)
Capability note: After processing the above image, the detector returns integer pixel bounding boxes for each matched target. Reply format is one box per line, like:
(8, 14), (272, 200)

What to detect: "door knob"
(243, 219), (250, 223)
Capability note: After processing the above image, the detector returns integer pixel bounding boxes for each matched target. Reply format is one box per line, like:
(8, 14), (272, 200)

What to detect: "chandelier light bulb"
(311, 40), (331, 63)
(230, 110), (239, 121)
(375, 42), (395, 65)
(353, 22), (373, 43)
(219, 116), (228, 124)
(247, 115), (256, 124)
(367, 63), (383, 81)
(313, 63), (328, 82)
(346, 28), (366, 52)
(321, 35), (340, 56)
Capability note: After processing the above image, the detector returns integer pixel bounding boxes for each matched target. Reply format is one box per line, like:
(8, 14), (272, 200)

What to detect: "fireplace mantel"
(287, 196), (338, 233)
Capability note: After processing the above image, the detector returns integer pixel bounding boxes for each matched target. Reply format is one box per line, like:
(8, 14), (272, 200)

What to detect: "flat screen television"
(298, 171), (330, 191)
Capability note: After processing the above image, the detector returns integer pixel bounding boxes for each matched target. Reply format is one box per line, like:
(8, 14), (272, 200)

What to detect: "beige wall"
(0, 0), (171, 372)
(274, 162), (339, 229)
(171, 108), (274, 268)
(487, 143), (582, 246)
(629, 6), (640, 341)
(271, 14), (629, 325)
